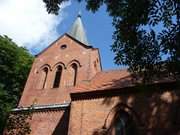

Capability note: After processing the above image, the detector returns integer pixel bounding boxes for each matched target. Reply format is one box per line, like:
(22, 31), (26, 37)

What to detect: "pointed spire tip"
(68, 11), (89, 45)
(78, 11), (81, 17)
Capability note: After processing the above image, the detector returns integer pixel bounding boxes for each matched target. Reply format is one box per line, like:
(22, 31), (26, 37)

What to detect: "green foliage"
(0, 35), (34, 133)
(43, 0), (69, 15)
(43, 0), (180, 81)
(5, 110), (33, 135)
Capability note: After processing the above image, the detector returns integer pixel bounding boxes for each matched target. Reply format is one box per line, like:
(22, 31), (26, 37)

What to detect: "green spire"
(68, 12), (89, 45)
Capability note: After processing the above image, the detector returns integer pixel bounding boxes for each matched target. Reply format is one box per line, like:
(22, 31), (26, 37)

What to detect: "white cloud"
(0, 0), (71, 53)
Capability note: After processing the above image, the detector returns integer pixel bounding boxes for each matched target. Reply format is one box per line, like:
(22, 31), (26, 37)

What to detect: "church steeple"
(68, 12), (89, 45)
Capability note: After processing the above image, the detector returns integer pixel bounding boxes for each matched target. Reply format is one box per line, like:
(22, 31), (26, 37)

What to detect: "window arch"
(39, 67), (48, 89)
(53, 65), (62, 88)
(68, 63), (78, 86)
(72, 63), (78, 86)
(115, 110), (137, 135)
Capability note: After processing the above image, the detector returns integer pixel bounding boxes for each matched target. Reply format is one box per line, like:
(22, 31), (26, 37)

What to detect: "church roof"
(68, 12), (89, 45)
(70, 69), (176, 94)
(73, 69), (132, 91)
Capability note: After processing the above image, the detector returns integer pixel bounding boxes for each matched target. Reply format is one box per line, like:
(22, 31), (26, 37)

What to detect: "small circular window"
(60, 44), (67, 50)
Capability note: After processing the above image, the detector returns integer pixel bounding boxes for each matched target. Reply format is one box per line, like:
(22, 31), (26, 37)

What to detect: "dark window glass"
(115, 110), (137, 135)
(72, 63), (78, 86)
(53, 66), (62, 88)
(60, 44), (67, 50)
(42, 67), (48, 89)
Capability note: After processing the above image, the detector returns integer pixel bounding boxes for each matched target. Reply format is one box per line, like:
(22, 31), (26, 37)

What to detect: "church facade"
(13, 14), (180, 135)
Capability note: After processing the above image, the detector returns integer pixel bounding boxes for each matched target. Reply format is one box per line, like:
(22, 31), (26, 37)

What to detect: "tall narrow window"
(39, 67), (48, 89)
(43, 68), (48, 89)
(53, 65), (62, 88)
(68, 63), (78, 86)
(72, 63), (78, 86)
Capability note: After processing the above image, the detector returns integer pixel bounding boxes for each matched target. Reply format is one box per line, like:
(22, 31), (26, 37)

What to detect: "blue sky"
(57, 1), (120, 70)
(0, 0), (120, 70)
(0, 0), (172, 70)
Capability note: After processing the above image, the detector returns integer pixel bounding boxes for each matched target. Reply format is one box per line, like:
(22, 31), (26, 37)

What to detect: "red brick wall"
(30, 109), (69, 135)
(68, 89), (180, 135)
(19, 35), (101, 107)
(16, 34), (102, 135)
(68, 98), (117, 135)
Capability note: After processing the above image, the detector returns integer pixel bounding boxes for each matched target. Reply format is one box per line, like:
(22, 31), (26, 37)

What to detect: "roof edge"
(35, 33), (93, 57)
(35, 34), (66, 57)
(12, 102), (70, 112)
(70, 80), (178, 101)
(65, 33), (93, 48)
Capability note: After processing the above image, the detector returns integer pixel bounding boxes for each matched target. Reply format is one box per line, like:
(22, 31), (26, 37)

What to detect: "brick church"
(13, 14), (179, 135)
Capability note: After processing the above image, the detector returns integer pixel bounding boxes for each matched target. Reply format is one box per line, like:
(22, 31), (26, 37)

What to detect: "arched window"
(72, 63), (78, 86)
(39, 67), (48, 89)
(115, 110), (137, 135)
(53, 65), (62, 88)
(68, 63), (78, 86)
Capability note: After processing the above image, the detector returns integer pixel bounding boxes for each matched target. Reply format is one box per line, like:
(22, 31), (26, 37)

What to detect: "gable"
(36, 33), (92, 58)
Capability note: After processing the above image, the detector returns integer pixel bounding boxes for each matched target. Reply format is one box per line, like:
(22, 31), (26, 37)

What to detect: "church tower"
(15, 13), (102, 135)
(19, 13), (102, 107)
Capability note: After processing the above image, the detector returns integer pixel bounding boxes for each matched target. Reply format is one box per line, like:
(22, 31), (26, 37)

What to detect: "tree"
(43, 0), (180, 82)
(5, 108), (33, 135)
(0, 35), (34, 133)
